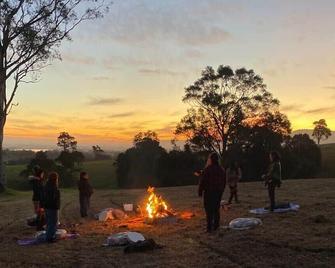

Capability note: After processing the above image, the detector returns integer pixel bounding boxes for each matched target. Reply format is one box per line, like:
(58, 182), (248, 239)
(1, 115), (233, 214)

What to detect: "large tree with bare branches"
(175, 65), (282, 158)
(0, 0), (110, 190)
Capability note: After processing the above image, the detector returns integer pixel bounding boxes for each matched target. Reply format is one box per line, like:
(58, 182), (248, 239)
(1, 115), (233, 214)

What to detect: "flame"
(145, 186), (168, 219)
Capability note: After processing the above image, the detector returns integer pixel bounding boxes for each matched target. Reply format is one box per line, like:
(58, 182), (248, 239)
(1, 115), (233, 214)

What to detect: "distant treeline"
(115, 131), (323, 189)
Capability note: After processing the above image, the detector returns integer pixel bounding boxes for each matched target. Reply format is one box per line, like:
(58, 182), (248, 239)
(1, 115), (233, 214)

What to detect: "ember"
(145, 186), (171, 219)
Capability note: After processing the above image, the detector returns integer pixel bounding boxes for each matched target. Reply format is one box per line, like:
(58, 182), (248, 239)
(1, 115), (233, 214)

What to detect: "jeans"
(46, 209), (58, 242)
(203, 190), (223, 232)
(80, 195), (90, 217)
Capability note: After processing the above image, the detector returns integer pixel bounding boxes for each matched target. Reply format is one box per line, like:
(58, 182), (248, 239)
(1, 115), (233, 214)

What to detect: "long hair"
(33, 166), (44, 178)
(209, 152), (219, 165)
(80, 171), (88, 180)
(46, 172), (59, 189)
(270, 151), (281, 162)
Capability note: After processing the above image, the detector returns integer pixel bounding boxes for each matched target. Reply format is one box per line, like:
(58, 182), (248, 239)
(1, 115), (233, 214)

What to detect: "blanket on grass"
(249, 203), (300, 215)
(17, 233), (79, 246)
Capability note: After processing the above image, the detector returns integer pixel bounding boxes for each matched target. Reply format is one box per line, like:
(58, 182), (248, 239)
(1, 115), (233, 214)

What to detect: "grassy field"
(0, 179), (334, 267)
(5, 159), (117, 190)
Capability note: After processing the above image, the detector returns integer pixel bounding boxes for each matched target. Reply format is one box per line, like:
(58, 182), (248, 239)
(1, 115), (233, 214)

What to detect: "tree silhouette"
(0, 0), (110, 189)
(57, 132), (77, 152)
(175, 65), (279, 158)
(312, 119), (332, 145)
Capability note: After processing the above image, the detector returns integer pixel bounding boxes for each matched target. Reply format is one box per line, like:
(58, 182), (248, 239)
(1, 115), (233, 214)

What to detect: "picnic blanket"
(249, 203), (300, 215)
(17, 230), (79, 246)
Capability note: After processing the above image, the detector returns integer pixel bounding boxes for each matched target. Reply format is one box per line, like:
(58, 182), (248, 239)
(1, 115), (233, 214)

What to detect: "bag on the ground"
(229, 217), (262, 230)
(96, 208), (127, 221)
(105, 232), (145, 246)
(124, 238), (163, 254)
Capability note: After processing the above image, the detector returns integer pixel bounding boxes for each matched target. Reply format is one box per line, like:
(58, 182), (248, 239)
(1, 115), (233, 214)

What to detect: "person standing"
(198, 153), (226, 233)
(78, 172), (93, 217)
(28, 166), (45, 230)
(226, 162), (242, 204)
(43, 172), (60, 243)
(263, 151), (282, 211)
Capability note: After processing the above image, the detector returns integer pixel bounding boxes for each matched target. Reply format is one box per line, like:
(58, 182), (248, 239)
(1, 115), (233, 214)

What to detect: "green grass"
(82, 159), (117, 189)
(320, 143), (335, 177)
(5, 164), (27, 190)
(5, 159), (117, 191)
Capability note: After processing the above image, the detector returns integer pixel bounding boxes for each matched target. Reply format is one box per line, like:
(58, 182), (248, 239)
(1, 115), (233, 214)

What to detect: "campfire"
(145, 186), (175, 223)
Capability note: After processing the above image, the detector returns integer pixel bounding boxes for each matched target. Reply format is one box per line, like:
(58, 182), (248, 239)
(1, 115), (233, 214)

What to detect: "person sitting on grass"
(43, 172), (60, 243)
(262, 151), (282, 212)
(28, 166), (45, 231)
(226, 161), (242, 204)
(198, 153), (226, 233)
(78, 171), (93, 218)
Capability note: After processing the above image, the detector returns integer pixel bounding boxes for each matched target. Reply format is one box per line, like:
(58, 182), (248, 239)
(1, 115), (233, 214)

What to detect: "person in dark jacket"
(198, 153), (226, 233)
(28, 166), (45, 230)
(78, 171), (93, 217)
(44, 172), (60, 243)
(29, 166), (44, 214)
(262, 151), (282, 211)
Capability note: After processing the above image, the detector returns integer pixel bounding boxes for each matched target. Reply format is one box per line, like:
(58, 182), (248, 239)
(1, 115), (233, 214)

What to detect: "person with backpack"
(198, 153), (226, 233)
(78, 171), (93, 217)
(43, 172), (60, 243)
(226, 161), (242, 204)
(263, 151), (282, 211)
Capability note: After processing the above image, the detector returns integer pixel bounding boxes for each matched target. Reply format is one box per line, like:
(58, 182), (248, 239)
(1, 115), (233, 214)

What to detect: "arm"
(56, 190), (61, 210)
(198, 169), (208, 197)
(237, 168), (242, 181)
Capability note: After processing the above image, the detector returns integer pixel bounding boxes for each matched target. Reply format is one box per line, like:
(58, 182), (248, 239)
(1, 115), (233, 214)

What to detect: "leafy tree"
(116, 131), (166, 188)
(92, 145), (110, 160)
(283, 134), (321, 178)
(0, 0), (109, 190)
(175, 65), (279, 158)
(312, 119), (332, 145)
(226, 111), (291, 179)
(20, 151), (57, 178)
(156, 145), (203, 187)
(57, 132), (77, 152)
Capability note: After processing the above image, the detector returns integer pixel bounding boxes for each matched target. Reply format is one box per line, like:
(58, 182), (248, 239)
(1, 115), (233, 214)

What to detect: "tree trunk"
(0, 73), (6, 192)
(0, 119), (5, 192)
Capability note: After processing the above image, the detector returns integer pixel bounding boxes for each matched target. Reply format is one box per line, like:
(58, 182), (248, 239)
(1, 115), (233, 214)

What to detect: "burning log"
(144, 186), (177, 224)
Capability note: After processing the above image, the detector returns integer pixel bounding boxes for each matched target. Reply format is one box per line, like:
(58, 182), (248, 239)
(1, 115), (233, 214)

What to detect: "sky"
(4, 0), (335, 150)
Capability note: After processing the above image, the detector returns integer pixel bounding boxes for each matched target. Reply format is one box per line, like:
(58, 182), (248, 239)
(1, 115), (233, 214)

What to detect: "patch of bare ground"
(0, 179), (334, 267)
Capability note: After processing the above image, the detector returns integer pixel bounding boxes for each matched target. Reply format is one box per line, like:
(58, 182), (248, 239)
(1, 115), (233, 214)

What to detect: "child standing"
(263, 151), (282, 211)
(198, 153), (226, 233)
(226, 162), (242, 204)
(78, 172), (93, 217)
(43, 172), (60, 243)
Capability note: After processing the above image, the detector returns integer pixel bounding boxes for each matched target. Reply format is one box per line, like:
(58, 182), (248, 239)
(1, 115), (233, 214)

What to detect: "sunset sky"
(5, 0), (335, 150)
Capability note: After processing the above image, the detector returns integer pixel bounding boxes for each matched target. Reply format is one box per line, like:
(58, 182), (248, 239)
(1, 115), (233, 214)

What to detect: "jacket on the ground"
(78, 178), (93, 198)
(29, 176), (44, 202)
(198, 164), (226, 196)
(43, 186), (60, 210)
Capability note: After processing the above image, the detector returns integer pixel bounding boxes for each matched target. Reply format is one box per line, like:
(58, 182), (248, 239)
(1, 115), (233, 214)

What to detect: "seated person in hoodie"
(78, 172), (94, 217)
